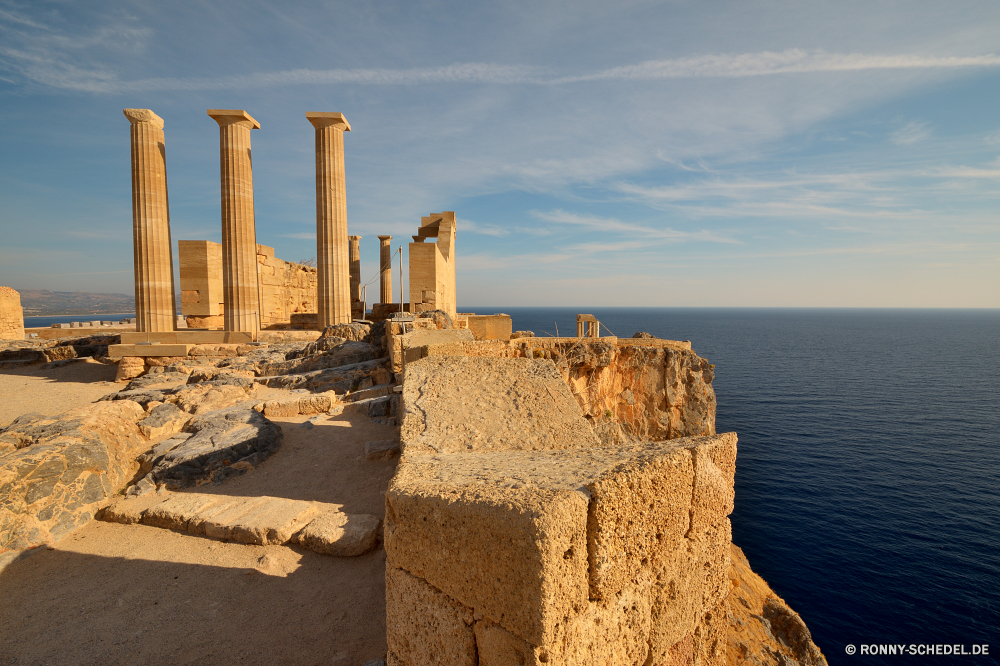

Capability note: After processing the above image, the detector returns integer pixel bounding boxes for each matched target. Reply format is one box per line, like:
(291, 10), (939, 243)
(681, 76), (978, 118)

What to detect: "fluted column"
(124, 108), (176, 333)
(306, 112), (352, 328)
(208, 109), (261, 335)
(378, 235), (393, 304)
(349, 235), (362, 319)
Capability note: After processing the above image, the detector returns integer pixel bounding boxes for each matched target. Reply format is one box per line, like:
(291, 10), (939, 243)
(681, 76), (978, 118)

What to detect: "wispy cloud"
(531, 209), (741, 244)
(552, 49), (1000, 84)
(4, 13), (1000, 97)
(891, 121), (931, 145)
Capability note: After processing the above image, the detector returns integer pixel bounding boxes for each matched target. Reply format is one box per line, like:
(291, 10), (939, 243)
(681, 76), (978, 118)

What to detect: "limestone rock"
(400, 356), (600, 456)
(116, 356), (146, 381)
(259, 340), (377, 376)
(727, 544), (828, 666)
(172, 383), (252, 415)
(385, 433), (738, 660)
(256, 358), (387, 393)
(0, 401), (147, 550)
(137, 402), (190, 440)
(295, 510), (380, 556)
(320, 322), (371, 342)
(143, 408), (283, 489)
(386, 566), (476, 666)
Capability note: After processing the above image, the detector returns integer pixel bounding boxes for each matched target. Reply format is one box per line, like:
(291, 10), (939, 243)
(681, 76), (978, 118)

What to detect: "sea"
(467, 307), (1000, 664)
(23, 314), (136, 328)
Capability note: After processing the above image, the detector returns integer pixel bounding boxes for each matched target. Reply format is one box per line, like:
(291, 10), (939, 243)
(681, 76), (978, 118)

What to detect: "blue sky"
(1, 1), (998, 307)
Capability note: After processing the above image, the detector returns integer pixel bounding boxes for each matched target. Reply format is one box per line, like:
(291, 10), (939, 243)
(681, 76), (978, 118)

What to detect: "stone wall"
(179, 241), (318, 329)
(0, 287), (24, 340)
(408, 212), (456, 319)
(386, 355), (735, 665)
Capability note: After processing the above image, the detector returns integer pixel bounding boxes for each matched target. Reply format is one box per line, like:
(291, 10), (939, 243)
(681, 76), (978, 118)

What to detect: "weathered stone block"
(649, 517), (732, 659)
(400, 356), (600, 456)
(116, 356), (145, 381)
(689, 432), (736, 535)
(295, 510), (380, 556)
(387, 465), (590, 645)
(586, 445), (693, 600)
(386, 566), (476, 666)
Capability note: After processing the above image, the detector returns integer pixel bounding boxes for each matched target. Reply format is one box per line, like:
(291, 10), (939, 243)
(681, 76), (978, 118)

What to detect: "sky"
(1, 0), (999, 308)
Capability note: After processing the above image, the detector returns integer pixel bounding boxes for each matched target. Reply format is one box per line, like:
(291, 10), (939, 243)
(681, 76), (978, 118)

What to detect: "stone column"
(378, 235), (393, 304)
(124, 108), (176, 333)
(208, 109), (261, 335)
(306, 112), (352, 328)
(349, 235), (362, 319)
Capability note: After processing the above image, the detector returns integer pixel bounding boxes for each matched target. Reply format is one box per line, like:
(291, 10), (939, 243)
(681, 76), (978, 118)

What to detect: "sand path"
(0, 404), (399, 666)
(0, 359), (120, 427)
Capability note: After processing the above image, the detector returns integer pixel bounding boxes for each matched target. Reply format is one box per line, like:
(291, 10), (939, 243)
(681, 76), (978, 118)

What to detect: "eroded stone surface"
(386, 566), (476, 666)
(295, 510), (380, 556)
(400, 356), (600, 456)
(0, 402), (147, 550)
(99, 491), (378, 556)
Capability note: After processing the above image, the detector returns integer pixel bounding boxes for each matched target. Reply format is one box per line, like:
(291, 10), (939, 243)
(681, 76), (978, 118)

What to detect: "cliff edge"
(727, 544), (828, 666)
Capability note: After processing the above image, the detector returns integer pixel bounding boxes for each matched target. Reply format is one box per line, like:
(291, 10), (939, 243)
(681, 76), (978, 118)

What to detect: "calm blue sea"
(23, 314), (135, 328)
(467, 307), (1000, 664)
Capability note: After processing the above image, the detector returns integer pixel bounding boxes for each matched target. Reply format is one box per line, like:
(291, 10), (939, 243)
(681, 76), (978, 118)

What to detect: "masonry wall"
(0, 287), (24, 340)
(408, 212), (456, 319)
(386, 354), (734, 666)
(179, 241), (318, 329)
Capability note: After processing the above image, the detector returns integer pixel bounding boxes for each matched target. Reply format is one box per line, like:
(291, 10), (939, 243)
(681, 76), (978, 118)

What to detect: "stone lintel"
(305, 112), (351, 131)
(207, 109), (260, 129)
(123, 108), (164, 129)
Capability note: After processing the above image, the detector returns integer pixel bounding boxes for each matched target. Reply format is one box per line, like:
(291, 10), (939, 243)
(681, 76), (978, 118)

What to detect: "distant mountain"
(14, 289), (182, 316)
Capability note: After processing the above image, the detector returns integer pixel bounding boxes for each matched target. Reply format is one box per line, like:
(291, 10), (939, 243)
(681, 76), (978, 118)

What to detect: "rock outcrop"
(727, 545), (828, 666)
(0, 401), (147, 550)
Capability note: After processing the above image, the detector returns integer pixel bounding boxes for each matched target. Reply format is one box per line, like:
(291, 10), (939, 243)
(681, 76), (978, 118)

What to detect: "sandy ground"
(0, 359), (120, 427)
(0, 397), (400, 666)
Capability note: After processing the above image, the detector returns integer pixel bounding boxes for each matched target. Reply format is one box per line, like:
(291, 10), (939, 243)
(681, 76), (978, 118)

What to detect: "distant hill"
(13, 289), (181, 316)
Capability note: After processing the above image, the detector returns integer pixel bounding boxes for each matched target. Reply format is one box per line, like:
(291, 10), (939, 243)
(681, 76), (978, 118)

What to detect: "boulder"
(0, 401), (147, 550)
(140, 408), (283, 489)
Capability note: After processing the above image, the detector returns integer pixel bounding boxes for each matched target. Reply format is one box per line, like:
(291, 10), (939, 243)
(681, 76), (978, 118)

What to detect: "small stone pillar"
(349, 235), (362, 319)
(306, 112), (352, 328)
(0, 287), (25, 340)
(124, 108), (176, 333)
(378, 235), (393, 304)
(208, 109), (261, 335)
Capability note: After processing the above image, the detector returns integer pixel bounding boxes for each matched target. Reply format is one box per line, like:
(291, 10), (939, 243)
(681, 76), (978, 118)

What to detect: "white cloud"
(531, 209), (741, 244)
(891, 121), (931, 145)
(551, 50), (1000, 84)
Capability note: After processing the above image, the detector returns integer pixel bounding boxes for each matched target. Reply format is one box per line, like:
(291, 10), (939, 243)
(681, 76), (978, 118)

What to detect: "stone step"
(100, 492), (380, 556)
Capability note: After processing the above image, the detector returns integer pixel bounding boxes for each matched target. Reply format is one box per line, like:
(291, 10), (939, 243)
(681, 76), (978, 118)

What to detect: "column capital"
(207, 109), (260, 129)
(123, 108), (164, 129)
(348, 235), (362, 241)
(378, 235), (392, 241)
(306, 112), (351, 131)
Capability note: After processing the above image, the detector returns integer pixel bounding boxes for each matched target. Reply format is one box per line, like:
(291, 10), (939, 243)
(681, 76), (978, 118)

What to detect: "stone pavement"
(101, 491), (379, 556)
